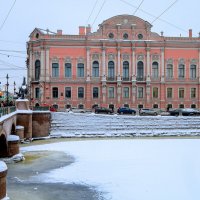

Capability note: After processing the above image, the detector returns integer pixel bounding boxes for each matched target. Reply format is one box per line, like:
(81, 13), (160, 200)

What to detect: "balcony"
(136, 76), (145, 82)
(122, 77), (131, 82)
(107, 76), (116, 81)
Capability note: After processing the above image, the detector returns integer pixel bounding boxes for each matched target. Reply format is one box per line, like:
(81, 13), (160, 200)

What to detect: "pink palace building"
(27, 14), (200, 111)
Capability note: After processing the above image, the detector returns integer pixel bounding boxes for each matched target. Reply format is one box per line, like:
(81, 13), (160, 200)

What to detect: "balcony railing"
(136, 76), (145, 81)
(32, 106), (50, 111)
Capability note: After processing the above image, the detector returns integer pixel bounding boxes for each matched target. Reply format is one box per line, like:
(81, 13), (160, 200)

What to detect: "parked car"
(169, 108), (200, 116)
(117, 107), (136, 115)
(139, 108), (158, 116)
(95, 107), (114, 114)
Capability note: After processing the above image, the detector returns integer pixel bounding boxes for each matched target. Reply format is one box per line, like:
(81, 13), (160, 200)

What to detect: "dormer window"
(108, 32), (114, 39)
(138, 34), (143, 40)
(123, 33), (128, 39)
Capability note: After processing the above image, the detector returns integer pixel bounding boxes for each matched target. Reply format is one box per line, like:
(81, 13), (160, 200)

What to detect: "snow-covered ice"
(22, 139), (200, 200)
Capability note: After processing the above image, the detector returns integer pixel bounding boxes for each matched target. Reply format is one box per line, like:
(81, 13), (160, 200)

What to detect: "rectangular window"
(153, 87), (158, 98)
(35, 88), (40, 99)
(108, 87), (114, 98)
(52, 63), (59, 77)
(167, 88), (173, 98)
(77, 63), (84, 77)
(191, 88), (196, 98)
(138, 87), (143, 98)
(179, 88), (184, 98)
(93, 87), (99, 98)
(65, 87), (71, 98)
(65, 63), (72, 77)
(52, 87), (58, 98)
(78, 87), (84, 98)
(123, 87), (129, 98)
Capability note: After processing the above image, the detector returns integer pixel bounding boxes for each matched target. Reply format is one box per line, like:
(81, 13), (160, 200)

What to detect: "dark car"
(117, 107), (136, 115)
(169, 108), (200, 116)
(95, 107), (114, 114)
(139, 108), (158, 116)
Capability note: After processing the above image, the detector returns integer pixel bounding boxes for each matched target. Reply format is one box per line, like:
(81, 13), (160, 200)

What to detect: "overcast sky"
(0, 0), (199, 92)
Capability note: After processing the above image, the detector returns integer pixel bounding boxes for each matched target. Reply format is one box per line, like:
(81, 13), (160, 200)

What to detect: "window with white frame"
(191, 88), (196, 98)
(166, 64), (173, 79)
(152, 62), (159, 78)
(178, 64), (185, 78)
(77, 63), (84, 77)
(93, 87), (99, 98)
(65, 63), (72, 77)
(65, 87), (71, 98)
(78, 87), (84, 98)
(153, 87), (158, 98)
(108, 87), (114, 98)
(167, 88), (173, 98)
(35, 60), (40, 80)
(123, 87), (129, 98)
(179, 88), (184, 98)
(137, 87), (143, 98)
(35, 87), (40, 99)
(123, 61), (129, 80)
(190, 65), (196, 79)
(52, 87), (58, 98)
(92, 61), (99, 77)
(108, 61), (115, 80)
(52, 63), (59, 77)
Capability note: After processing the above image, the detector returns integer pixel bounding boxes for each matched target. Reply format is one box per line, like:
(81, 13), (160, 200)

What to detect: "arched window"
(178, 64), (185, 78)
(123, 61), (129, 80)
(108, 61), (115, 80)
(92, 61), (99, 77)
(35, 60), (40, 80)
(190, 64), (196, 79)
(52, 63), (59, 77)
(65, 63), (72, 77)
(137, 61), (144, 81)
(152, 62), (159, 78)
(77, 63), (84, 77)
(166, 64), (173, 79)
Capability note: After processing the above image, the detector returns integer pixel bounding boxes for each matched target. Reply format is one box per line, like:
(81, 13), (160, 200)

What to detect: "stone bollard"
(15, 125), (24, 140)
(7, 135), (20, 157)
(0, 161), (7, 199)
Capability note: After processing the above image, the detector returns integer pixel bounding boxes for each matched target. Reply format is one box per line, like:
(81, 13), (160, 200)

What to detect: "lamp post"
(6, 74), (9, 106)
(13, 81), (16, 95)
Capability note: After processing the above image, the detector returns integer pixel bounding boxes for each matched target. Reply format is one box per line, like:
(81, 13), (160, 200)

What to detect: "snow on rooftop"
(7, 135), (19, 142)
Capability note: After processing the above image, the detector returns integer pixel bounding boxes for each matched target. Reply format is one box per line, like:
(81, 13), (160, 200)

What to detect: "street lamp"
(6, 74), (9, 106)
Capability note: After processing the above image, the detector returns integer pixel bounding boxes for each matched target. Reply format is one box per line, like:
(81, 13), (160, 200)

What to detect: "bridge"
(0, 100), (51, 157)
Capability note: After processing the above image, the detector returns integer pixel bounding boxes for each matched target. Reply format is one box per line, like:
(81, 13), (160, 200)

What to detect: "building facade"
(27, 15), (200, 111)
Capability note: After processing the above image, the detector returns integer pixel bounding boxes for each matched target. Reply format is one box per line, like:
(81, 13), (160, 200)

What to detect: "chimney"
(86, 25), (91, 35)
(57, 30), (62, 35)
(189, 29), (192, 38)
(79, 26), (86, 35)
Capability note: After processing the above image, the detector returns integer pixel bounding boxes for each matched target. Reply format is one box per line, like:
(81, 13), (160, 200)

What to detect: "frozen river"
(21, 138), (200, 200)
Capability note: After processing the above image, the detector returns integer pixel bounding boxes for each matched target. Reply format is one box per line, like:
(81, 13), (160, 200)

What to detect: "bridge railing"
(0, 106), (16, 118)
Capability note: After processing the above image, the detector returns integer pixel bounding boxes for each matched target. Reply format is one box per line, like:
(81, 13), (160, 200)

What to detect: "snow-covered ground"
(22, 139), (200, 200)
(50, 112), (200, 137)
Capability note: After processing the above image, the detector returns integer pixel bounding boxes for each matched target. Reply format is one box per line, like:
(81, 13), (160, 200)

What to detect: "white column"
(29, 51), (33, 80)
(40, 48), (45, 82)
(102, 47), (106, 80)
(161, 47), (165, 82)
(46, 48), (50, 82)
(117, 47), (121, 76)
(132, 47), (136, 76)
(86, 47), (90, 81)
(146, 47), (150, 80)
